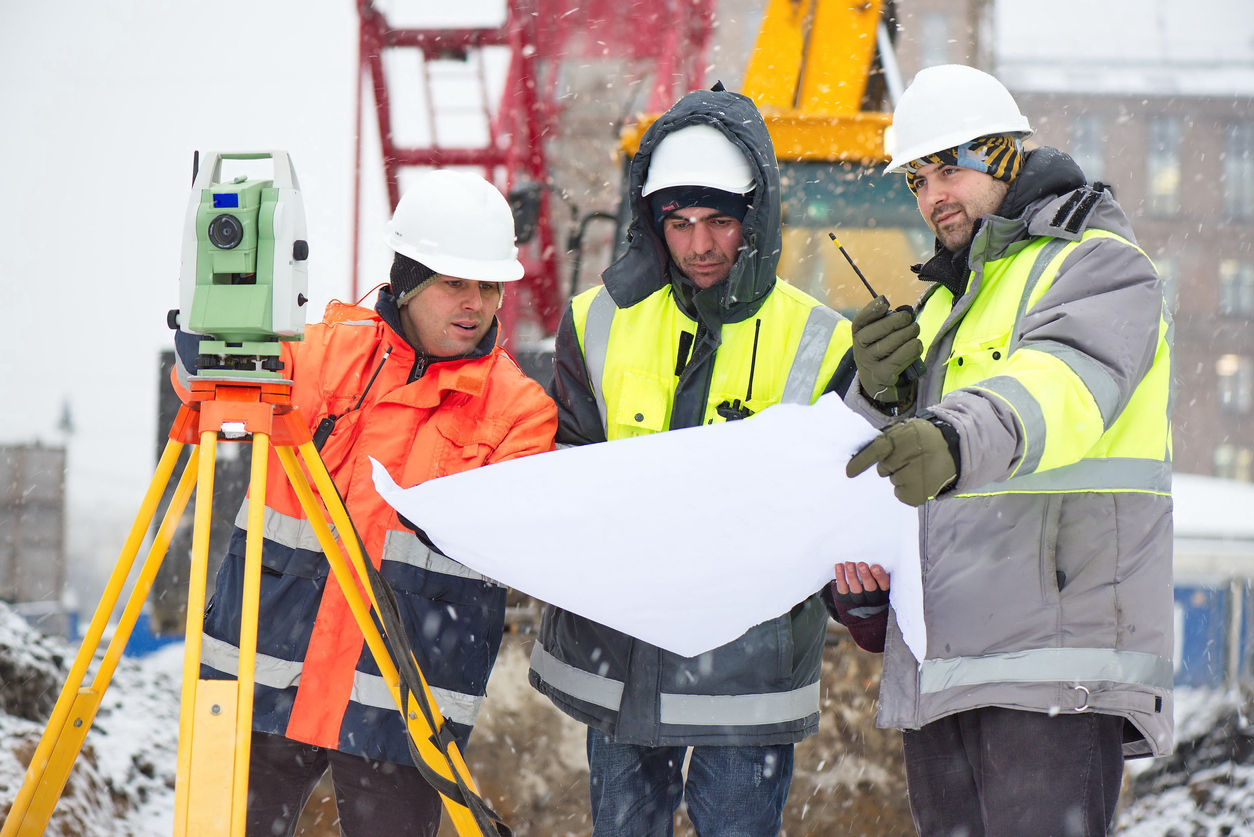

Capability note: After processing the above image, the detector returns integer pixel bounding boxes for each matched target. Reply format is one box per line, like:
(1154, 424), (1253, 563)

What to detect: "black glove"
(846, 417), (959, 507)
(850, 296), (923, 406)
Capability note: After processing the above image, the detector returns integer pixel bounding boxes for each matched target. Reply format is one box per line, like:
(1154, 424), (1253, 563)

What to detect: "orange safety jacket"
(175, 297), (557, 764)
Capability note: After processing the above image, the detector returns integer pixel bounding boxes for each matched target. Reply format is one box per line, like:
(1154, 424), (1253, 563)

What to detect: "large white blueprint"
(370, 392), (924, 660)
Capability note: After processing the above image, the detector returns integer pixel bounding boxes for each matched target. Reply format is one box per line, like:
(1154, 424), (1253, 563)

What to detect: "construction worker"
(844, 64), (1174, 835)
(173, 169), (557, 837)
(527, 85), (854, 837)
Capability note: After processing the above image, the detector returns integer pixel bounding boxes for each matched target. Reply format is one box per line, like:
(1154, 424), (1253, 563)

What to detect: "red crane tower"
(353, 0), (717, 345)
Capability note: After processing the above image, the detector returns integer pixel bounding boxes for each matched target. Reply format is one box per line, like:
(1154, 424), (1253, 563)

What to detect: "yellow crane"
(621, 0), (930, 312)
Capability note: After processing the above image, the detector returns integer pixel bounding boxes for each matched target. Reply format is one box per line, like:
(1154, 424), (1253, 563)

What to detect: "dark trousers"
(245, 731), (442, 837)
(902, 707), (1125, 837)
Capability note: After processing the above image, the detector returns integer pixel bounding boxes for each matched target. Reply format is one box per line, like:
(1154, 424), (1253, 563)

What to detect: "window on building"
(920, 14), (949, 69)
(1220, 260), (1254, 317)
(1217, 354), (1254, 414)
(1071, 115), (1105, 183)
(1214, 443), (1254, 482)
(1147, 117), (1182, 217)
(1225, 122), (1254, 220)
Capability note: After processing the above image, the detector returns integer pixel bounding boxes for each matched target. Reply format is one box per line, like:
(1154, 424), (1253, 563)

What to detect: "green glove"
(846, 418), (958, 507)
(851, 296), (923, 405)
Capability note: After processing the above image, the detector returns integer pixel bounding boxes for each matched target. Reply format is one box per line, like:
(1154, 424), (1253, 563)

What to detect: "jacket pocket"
(613, 371), (668, 432)
(946, 330), (1012, 387)
(383, 564), (507, 695)
(434, 412), (509, 465)
(1038, 494), (1063, 602)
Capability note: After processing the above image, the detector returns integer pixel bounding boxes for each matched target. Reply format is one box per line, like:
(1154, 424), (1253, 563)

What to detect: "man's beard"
(931, 203), (977, 252)
(678, 255), (733, 288)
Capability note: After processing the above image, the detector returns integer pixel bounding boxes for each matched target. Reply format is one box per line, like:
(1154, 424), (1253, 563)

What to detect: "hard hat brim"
(641, 174), (755, 197)
(386, 233), (526, 282)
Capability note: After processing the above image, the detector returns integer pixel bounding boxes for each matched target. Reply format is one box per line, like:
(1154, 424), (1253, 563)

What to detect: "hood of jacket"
(602, 88), (782, 326)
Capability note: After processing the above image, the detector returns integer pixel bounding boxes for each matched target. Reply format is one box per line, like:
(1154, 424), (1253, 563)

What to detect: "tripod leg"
(229, 431), (270, 837)
(174, 432), (240, 837)
(276, 444), (492, 837)
(1, 438), (188, 837)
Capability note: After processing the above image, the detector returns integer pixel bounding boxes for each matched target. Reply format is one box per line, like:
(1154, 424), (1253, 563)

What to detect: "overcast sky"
(0, 2), (374, 510)
(1, 0), (1251, 589)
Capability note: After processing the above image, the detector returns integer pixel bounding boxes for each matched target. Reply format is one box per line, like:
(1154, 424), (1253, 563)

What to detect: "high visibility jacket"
(850, 149), (1174, 757)
(182, 295), (557, 765)
(529, 281), (852, 745)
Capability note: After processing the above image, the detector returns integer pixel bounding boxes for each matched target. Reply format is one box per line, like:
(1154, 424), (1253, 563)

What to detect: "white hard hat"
(642, 124), (756, 197)
(384, 169), (525, 282)
(885, 64), (1033, 174)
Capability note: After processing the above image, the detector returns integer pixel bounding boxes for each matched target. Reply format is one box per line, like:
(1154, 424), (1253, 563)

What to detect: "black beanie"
(390, 252), (438, 305)
(650, 185), (753, 235)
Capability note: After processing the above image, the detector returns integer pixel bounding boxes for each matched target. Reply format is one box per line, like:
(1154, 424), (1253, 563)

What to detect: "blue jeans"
(586, 729), (794, 837)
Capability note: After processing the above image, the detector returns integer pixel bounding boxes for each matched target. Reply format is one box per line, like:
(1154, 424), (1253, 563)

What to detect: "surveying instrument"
(3, 152), (509, 836)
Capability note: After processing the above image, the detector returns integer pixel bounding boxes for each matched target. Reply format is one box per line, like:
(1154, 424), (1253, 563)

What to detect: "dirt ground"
(295, 629), (915, 837)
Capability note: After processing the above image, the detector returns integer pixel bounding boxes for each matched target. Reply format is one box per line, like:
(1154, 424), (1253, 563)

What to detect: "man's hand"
(834, 562), (890, 597)
(851, 296), (923, 404)
(847, 418), (957, 506)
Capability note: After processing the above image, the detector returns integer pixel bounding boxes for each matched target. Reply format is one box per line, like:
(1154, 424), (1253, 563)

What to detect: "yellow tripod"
(2, 379), (507, 837)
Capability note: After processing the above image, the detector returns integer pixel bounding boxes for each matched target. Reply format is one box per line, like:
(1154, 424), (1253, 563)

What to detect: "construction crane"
(620, 0), (931, 312)
(353, 0), (716, 346)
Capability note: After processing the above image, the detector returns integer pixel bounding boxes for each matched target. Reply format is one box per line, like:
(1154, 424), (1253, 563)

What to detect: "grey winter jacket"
(848, 148), (1175, 757)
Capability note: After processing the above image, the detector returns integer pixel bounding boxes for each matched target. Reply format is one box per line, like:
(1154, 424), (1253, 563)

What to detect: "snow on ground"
(6, 600), (1254, 836)
(0, 604), (180, 836)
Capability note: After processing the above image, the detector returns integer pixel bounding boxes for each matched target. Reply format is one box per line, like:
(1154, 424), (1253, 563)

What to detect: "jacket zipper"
(409, 354), (429, 383)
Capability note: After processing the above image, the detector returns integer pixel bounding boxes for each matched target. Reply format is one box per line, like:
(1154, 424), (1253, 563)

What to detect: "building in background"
(891, 0), (1254, 480)
(0, 444), (71, 637)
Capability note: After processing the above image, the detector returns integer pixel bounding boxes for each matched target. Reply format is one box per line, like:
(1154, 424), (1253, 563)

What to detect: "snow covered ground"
(0, 605), (182, 837)
(3, 599), (1254, 837)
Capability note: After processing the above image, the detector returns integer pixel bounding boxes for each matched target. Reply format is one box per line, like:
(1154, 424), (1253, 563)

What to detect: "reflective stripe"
(582, 288), (617, 436)
(780, 305), (840, 404)
(962, 456), (1172, 495)
(203, 633), (483, 726)
(532, 643), (819, 728)
(234, 503), (336, 551)
(530, 642), (623, 711)
(201, 633), (303, 690)
(1164, 313), (1176, 440)
(381, 530), (501, 586)
(920, 647), (1174, 694)
(969, 375), (1047, 476)
(349, 670), (482, 727)
(1025, 341), (1123, 429)
(658, 681), (820, 727)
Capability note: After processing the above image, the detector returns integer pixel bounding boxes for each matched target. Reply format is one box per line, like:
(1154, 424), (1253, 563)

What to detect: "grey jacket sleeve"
(843, 375), (916, 429)
(930, 234), (1163, 492)
(546, 304), (608, 447)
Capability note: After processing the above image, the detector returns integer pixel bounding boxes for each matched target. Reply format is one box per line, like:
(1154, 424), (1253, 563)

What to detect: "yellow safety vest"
(915, 229), (1173, 494)
(571, 281), (852, 438)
